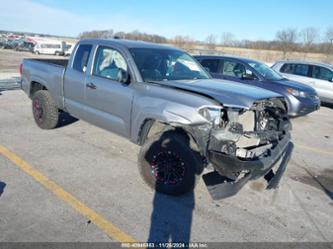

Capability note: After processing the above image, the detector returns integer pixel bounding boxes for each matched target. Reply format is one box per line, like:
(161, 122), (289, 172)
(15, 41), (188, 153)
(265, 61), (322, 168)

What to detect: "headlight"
(287, 88), (306, 97)
(198, 106), (222, 127)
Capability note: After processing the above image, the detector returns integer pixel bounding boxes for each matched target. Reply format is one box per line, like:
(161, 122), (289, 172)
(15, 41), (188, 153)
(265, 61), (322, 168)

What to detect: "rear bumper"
(204, 134), (293, 199)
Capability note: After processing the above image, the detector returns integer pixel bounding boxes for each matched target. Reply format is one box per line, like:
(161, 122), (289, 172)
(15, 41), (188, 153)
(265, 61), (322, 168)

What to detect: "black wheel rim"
(150, 151), (186, 185)
(33, 99), (43, 122)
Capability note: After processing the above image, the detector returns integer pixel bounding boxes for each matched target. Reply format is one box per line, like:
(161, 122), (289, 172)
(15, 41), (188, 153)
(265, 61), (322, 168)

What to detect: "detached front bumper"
(203, 133), (293, 199)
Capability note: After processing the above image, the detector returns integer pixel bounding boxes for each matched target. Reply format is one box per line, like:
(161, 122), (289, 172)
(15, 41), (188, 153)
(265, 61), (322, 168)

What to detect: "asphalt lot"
(0, 88), (332, 243)
(0, 47), (333, 243)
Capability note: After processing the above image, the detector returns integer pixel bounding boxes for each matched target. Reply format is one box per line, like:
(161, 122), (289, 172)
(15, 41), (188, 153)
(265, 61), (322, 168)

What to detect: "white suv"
(272, 60), (333, 104)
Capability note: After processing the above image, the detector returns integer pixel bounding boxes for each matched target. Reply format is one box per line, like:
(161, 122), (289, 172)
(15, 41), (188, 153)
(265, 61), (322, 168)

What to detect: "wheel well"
(30, 81), (47, 97)
(138, 119), (201, 154)
(138, 119), (167, 145)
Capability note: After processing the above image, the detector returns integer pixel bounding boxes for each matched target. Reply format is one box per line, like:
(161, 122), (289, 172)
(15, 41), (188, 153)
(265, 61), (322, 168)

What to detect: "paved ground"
(0, 89), (332, 243)
(0, 73), (20, 91)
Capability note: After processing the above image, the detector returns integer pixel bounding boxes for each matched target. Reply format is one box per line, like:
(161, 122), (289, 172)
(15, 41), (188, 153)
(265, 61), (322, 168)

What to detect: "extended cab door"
(64, 43), (93, 119)
(84, 45), (134, 138)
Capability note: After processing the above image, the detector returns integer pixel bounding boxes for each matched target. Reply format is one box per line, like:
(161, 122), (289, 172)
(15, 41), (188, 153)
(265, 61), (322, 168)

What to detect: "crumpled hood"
(155, 79), (282, 109)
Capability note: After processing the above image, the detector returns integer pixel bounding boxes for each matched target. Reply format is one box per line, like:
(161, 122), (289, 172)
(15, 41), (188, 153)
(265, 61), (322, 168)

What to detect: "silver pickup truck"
(21, 39), (293, 199)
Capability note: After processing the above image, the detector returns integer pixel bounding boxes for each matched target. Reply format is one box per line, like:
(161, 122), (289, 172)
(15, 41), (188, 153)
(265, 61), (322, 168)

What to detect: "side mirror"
(117, 69), (130, 83)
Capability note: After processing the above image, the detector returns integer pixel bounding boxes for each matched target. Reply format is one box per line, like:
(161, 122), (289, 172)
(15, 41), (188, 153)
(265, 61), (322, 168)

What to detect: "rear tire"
(138, 131), (202, 195)
(32, 90), (59, 129)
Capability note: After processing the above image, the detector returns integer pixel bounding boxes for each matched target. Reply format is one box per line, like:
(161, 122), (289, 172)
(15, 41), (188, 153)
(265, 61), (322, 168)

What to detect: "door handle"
(86, 82), (97, 89)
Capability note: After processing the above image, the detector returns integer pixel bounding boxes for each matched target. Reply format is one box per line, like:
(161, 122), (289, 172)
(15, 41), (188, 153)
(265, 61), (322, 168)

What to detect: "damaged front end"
(196, 98), (293, 199)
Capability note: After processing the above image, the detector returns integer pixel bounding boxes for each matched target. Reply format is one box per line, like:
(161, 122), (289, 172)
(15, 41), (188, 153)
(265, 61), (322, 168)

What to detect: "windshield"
(129, 48), (210, 81)
(248, 61), (284, 81)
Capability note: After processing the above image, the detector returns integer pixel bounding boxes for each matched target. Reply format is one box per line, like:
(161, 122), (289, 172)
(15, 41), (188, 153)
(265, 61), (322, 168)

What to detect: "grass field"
(186, 44), (333, 64)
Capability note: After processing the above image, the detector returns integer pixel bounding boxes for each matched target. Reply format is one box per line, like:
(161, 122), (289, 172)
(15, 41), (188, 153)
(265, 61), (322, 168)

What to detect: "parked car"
(272, 60), (333, 104)
(195, 55), (320, 116)
(15, 41), (35, 52)
(3, 39), (20, 49)
(0, 40), (5, 49)
(20, 39), (293, 199)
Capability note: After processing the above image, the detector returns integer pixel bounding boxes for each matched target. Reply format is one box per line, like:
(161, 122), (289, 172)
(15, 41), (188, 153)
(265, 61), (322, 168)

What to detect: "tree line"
(79, 27), (333, 56)
(79, 29), (168, 44)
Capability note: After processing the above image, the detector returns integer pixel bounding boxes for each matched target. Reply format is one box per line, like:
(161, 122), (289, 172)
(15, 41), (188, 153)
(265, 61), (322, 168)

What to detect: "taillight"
(19, 63), (23, 75)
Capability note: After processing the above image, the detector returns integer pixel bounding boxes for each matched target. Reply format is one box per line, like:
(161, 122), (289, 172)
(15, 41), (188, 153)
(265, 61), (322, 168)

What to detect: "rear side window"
(200, 59), (220, 73)
(312, 66), (333, 81)
(280, 63), (309, 77)
(73, 44), (92, 72)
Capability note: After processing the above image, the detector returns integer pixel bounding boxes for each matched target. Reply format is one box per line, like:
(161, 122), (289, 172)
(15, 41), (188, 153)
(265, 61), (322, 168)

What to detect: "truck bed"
(21, 58), (69, 110)
(29, 58), (69, 67)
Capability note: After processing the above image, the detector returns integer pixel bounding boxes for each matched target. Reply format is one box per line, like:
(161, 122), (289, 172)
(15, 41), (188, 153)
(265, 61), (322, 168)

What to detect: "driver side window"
(93, 46), (128, 82)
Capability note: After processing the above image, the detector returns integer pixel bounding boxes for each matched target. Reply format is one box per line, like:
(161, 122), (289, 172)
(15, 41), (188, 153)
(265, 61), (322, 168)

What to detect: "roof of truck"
(80, 38), (181, 51)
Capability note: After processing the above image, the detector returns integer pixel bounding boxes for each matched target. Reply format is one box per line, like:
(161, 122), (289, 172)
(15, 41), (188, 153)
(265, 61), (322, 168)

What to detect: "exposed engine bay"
(205, 97), (292, 182)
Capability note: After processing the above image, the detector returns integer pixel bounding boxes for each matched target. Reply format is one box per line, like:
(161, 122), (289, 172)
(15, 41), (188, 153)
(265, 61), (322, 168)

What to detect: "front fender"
(130, 97), (211, 144)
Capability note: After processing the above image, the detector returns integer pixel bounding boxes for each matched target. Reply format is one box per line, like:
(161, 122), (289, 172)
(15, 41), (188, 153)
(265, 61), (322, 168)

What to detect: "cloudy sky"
(0, 0), (332, 41)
